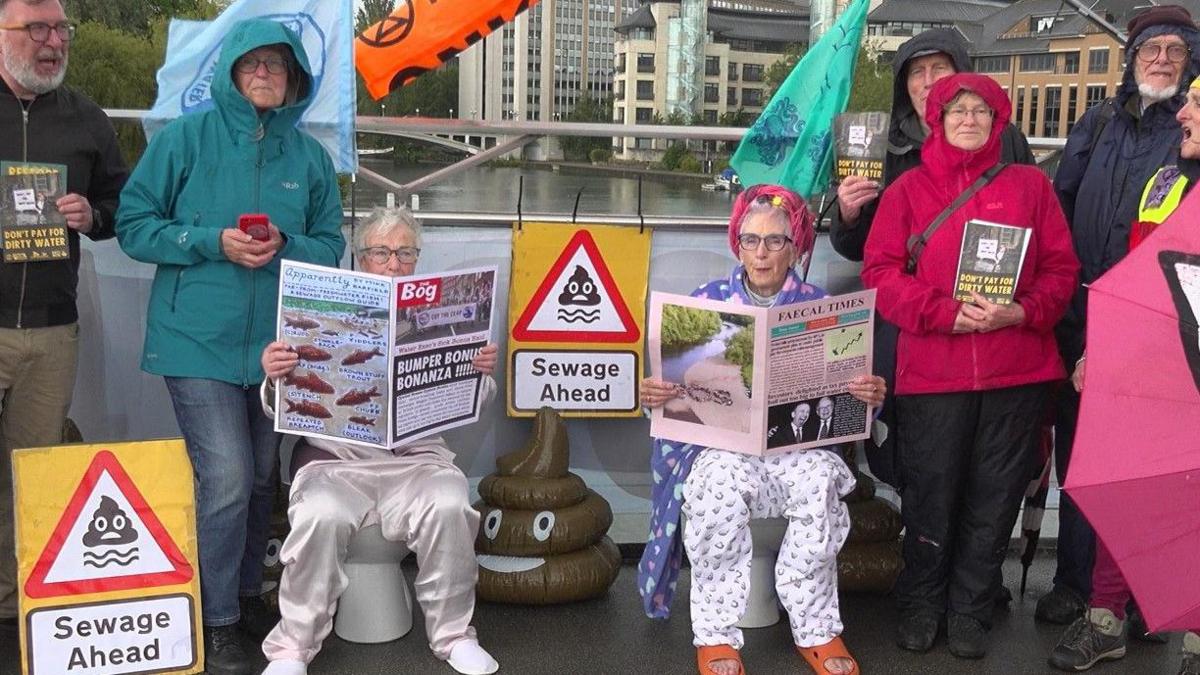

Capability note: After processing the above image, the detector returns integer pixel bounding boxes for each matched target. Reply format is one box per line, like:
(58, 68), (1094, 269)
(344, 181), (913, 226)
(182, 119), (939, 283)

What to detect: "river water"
(356, 158), (740, 217)
(661, 321), (741, 385)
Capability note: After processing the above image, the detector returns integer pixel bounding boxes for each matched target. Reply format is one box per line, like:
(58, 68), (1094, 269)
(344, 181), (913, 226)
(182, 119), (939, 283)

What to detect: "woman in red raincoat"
(862, 73), (1080, 659)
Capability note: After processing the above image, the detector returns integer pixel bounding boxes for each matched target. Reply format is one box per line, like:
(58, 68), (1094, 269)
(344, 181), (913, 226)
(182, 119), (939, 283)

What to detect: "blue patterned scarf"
(637, 266), (825, 618)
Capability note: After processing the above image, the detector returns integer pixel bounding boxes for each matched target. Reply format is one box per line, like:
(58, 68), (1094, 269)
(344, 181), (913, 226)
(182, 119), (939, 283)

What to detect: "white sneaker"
(262, 658), (307, 675)
(447, 638), (499, 675)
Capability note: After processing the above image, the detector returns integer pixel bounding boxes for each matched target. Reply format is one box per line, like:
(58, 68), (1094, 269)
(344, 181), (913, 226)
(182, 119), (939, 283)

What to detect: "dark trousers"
(895, 383), (1049, 625)
(1051, 383), (1096, 598)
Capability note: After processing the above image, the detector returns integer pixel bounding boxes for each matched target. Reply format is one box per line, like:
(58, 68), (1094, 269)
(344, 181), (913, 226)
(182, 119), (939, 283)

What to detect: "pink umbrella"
(1064, 188), (1200, 633)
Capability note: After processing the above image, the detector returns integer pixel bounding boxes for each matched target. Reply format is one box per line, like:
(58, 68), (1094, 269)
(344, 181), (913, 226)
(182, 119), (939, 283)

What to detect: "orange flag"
(356, 0), (540, 100)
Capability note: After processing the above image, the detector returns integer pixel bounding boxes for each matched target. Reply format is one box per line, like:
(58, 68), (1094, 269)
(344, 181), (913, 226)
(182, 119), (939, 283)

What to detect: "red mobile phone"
(238, 214), (271, 242)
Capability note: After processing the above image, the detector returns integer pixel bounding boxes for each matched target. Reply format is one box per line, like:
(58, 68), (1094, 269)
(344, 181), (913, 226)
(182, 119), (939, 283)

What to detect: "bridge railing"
(104, 109), (1066, 200)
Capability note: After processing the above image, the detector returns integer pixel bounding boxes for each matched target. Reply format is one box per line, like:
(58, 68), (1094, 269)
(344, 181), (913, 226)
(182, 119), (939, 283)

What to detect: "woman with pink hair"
(637, 184), (886, 675)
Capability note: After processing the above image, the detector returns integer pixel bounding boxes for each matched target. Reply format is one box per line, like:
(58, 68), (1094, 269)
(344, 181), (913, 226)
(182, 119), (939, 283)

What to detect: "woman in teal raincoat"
(117, 19), (344, 674)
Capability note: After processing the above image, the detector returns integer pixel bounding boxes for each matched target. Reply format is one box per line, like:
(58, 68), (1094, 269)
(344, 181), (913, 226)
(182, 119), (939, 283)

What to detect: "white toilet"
(737, 517), (789, 629)
(288, 442), (415, 644)
(333, 524), (415, 643)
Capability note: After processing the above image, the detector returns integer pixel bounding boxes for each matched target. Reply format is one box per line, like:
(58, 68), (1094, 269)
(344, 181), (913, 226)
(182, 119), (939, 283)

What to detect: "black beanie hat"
(1127, 5), (1195, 47)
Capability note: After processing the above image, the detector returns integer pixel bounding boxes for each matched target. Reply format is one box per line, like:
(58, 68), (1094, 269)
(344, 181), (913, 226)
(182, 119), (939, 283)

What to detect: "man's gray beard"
(1139, 81), (1179, 103)
(2, 48), (66, 95)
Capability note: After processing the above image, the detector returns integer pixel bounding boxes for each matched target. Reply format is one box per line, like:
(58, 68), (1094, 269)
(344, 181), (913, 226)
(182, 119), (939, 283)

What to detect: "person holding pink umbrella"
(1048, 77), (1200, 675)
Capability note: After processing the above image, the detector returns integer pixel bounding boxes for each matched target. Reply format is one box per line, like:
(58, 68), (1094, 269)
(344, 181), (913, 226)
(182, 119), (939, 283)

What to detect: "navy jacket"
(1053, 37), (1200, 359)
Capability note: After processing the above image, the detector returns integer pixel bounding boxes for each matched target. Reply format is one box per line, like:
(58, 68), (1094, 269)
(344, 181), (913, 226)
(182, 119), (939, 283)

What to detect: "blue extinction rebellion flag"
(143, 0), (358, 173)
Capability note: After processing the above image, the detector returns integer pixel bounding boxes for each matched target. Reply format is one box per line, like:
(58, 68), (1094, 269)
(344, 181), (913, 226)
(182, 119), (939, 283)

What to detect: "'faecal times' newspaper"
(648, 289), (875, 456)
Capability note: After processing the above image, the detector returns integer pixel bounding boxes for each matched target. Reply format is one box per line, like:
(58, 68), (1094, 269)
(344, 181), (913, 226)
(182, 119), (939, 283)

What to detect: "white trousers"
(262, 458), (481, 663)
(681, 447), (854, 649)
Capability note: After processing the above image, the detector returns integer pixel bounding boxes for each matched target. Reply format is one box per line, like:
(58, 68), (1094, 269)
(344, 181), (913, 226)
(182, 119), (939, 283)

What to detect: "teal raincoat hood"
(212, 19), (315, 139)
(115, 18), (345, 386)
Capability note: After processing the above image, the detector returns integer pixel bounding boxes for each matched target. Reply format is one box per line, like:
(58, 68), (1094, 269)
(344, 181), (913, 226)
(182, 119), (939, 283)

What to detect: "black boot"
(238, 595), (279, 641)
(1036, 584), (1086, 625)
(896, 610), (940, 653)
(947, 613), (988, 659)
(203, 625), (254, 675)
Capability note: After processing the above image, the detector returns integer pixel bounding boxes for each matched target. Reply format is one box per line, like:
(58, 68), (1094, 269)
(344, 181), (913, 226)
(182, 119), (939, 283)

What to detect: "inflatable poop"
(475, 407), (620, 604)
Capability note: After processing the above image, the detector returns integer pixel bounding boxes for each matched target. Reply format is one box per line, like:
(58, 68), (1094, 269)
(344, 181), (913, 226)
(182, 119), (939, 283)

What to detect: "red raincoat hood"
(920, 73), (1012, 182)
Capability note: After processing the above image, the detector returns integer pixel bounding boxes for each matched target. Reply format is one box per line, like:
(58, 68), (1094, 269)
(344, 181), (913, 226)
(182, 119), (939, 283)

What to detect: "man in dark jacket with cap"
(1041, 4), (1200, 636)
(830, 27), (1035, 260)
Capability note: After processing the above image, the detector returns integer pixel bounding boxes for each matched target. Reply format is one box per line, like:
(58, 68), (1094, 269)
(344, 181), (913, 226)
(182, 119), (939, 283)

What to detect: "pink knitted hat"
(727, 184), (817, 259)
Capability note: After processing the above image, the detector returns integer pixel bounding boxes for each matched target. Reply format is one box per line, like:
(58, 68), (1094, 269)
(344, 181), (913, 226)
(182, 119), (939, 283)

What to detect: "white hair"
(354, 206), (423, 258)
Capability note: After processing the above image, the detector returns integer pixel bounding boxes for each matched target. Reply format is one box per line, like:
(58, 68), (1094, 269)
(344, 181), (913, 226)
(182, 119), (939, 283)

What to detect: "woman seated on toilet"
(258, 207), (500, 675)
(638, 185), (886, 675)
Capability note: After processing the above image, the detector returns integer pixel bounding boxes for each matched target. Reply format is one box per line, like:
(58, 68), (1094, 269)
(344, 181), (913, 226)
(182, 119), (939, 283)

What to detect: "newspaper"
(0, 162), (69, 263)
(833, 112), (889, 182)
(274, 260), (498, 448)
(954, 219), (1031, 304)
(648, 289), (876, 455)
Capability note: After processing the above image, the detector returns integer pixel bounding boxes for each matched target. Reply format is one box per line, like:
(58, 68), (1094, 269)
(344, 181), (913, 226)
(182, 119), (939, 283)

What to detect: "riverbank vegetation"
(723, 326), (755, 390)
(661, 306), (722, 352)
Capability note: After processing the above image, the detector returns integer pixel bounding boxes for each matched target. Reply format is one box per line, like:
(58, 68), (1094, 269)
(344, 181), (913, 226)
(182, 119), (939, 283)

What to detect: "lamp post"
(449, 108), (455, 118)
(380, 103), (386, 117)
(415, 107), (421, 117)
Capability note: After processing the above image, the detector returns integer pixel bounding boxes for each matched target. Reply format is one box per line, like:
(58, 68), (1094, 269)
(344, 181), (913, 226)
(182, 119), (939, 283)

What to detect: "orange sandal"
(796, 636), (859, 675)
(697, 644), (745, 675)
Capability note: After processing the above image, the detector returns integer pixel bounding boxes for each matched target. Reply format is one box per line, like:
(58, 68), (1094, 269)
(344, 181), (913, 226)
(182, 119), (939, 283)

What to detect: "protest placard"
(1, 161), (69, 263)
(275, 260), (497, 448)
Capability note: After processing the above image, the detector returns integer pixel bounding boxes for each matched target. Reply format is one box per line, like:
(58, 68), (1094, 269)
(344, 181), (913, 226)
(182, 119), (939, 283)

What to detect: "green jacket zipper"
(242, 128), (265, 385)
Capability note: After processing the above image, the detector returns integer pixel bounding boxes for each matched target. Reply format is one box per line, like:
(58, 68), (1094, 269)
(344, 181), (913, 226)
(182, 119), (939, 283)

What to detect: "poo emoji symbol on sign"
(81, 496), (140, 570)
(556, 265), (601, 324)
(512, 230), (639, 342)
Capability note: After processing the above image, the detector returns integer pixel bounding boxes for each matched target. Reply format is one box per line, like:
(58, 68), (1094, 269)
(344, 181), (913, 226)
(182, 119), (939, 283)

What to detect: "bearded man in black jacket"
(0, 0), (127, 642)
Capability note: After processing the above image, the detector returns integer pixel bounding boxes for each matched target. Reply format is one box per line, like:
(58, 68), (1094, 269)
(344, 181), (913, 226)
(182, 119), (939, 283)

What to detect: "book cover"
(834, 112), (889, 182)
(954, 219), (1032, 304)
(0, 162), (69, 263)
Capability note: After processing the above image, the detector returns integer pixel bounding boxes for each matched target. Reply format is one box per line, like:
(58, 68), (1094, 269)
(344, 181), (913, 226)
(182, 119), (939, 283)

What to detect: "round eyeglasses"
(1136, 43), (1191, 64)
(234, 55), (290, 75)
(360, 246), (420, 265)
(737, 234), (792, 251)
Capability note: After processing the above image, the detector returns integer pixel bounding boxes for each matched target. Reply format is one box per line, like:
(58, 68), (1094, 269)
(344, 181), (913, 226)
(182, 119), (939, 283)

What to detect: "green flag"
(730, 0), (869, 199)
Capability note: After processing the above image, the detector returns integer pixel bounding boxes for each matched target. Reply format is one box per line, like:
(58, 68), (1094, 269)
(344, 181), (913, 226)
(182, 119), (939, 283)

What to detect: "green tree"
(355, 0), (396, 33)
(661, 305), (722, 351)
(723, 325), (755, 389)
(558, 95), (613, 161)
(69, 0), (225, 35)
(660, 142), (689, 170)
(763, 44), (892, 113)
(66, 21), (171, 164)
(661, 110), (689, 126)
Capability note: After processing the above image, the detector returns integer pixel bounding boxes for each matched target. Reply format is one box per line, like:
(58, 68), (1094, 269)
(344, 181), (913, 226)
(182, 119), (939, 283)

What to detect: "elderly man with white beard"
(1041, 2), (1200, 631)
(0, 0), (126, 652)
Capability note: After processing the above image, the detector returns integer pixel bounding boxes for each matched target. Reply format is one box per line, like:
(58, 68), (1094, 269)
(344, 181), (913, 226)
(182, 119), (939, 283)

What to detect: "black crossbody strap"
(906, 163), (1007, 273)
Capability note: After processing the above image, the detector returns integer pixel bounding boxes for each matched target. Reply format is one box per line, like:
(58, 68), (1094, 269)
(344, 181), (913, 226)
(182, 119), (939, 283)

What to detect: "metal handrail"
(104, 108), (1069, 149)
(341, 209), (730, 231)
(104, 109), (1067, 202)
